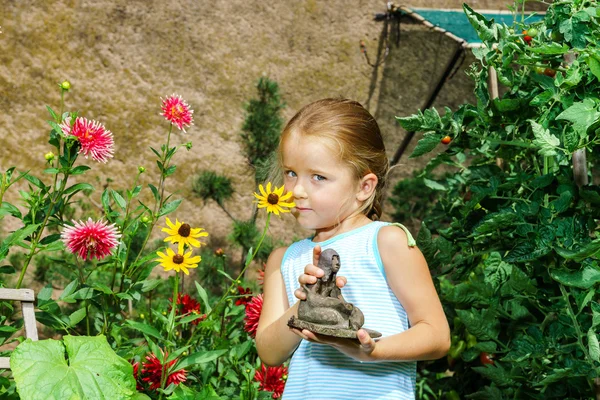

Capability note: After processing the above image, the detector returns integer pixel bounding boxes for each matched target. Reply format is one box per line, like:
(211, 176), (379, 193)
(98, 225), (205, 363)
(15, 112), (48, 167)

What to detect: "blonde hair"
(274, 98), (389, 220)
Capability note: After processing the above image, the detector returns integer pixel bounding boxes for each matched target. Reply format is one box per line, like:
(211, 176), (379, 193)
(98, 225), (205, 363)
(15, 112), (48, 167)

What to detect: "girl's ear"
(356, 173), (378, 202)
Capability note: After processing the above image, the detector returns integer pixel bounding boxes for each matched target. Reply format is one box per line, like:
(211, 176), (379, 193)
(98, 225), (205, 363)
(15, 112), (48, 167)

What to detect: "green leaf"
(59, 280), (79, 302)
(530, 121), (559, 156)
(63, 183), (94, 196)
(493, 98), (521, 112)
(527, 42), (569, 54)
(473, 211), (519, 235)
(472, 363), (513, 387)
(588, 328), (600, 362)
(148, 184), (160, 202)
(195, 281), (212, 314)
(0, 223), (40, 262)
(46, 106), (58, 121)
(125, 320), (162, 340)
(556, 98), (600, 136)
(456, 308), (500, 341)
(587, 56), (600, 81)
(139, 279), (162, 292)
(550, 264), (600, 289)
(10, 336), (135, 400)
(395, 113), (423, 131)
(70, 165), (91, 176)
(555, 239), (600, 262)
(111, 190), (127, 210)
(463, 4), (497, 42)
(158, 199), (182, 217)
(172, 349), (227, 371)
(423, 178), (446, 191)
(0, 201), (22, 218)
(68, 308), (87, 326)
(534, 368), (577, 386)
(23, 173), (46, 190)
(409, 132), (441, 158)
(39, 233), (61, 246)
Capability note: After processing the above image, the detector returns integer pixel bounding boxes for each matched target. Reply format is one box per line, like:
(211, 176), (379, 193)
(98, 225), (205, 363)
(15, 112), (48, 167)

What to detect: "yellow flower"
(253, 182), (295, 215)
(155, 248), (201, 275)
(161, 217), (208, 253)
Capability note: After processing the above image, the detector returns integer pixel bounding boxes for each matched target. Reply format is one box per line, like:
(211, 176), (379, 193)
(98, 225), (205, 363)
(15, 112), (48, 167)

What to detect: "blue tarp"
(408, 9), (545, 44)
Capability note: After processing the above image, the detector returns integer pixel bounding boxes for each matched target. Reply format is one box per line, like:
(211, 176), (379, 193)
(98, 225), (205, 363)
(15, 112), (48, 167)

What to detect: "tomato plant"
(395, 0), (600, 398)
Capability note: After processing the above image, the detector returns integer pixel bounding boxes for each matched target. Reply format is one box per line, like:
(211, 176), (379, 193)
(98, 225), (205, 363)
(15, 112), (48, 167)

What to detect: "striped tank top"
(280, 221), (416, 400)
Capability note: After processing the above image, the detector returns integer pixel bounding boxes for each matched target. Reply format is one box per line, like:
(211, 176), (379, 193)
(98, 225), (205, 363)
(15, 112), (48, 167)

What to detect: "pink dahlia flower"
(161, 94), (194, 132)
(61, 218), (120, 261)
(244, 294), (263, 338)
(60, 117), (114, 163)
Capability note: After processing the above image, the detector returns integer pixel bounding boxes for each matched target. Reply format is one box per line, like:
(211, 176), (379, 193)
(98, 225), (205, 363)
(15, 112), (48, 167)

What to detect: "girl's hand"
(294, 245), (347, 300)
(290, 328), (377, 362)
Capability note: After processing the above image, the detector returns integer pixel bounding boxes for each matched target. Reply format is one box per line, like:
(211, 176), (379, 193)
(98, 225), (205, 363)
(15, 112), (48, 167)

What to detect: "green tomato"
(446, 390), (461, 400)
(527, 27), (539, 37)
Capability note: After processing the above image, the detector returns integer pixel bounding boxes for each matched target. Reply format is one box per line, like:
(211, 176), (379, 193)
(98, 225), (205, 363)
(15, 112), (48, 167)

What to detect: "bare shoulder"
(265, 246), (289, 272)
(378, 225), (413, 251)
(377, 224), (426, 267)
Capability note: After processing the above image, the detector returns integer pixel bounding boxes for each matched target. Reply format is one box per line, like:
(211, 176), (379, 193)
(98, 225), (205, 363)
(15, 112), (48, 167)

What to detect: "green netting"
(408, 9), (545, 44)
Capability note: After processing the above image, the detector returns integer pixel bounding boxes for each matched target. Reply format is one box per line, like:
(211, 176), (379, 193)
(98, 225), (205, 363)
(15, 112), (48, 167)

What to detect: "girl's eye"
(313, 174), (326, 181)
(285, 170), (297, 178)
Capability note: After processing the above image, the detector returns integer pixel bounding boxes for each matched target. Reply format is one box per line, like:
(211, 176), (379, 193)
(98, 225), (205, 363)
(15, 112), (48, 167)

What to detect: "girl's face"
(282, 133), (364, 235)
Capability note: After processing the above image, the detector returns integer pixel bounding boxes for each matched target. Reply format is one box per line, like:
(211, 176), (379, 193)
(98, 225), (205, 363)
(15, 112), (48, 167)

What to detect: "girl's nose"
(292, 183), (307, 199)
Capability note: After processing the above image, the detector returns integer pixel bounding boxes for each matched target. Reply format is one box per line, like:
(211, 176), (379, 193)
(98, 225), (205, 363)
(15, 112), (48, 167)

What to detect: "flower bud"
(60, 80), (71, 91)
(138, 166), (146, 173)
(141, 215), (151, 224)
(185, 142), (192, 150)
(215, 248), (224, 256)
(44, 152), (55, 161)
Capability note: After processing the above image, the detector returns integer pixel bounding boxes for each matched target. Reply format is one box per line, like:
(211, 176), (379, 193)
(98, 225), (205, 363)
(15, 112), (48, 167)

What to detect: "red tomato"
(441, 136), (452, 145)
(543, 68), (557, 78)
(480, 352), (494, 365)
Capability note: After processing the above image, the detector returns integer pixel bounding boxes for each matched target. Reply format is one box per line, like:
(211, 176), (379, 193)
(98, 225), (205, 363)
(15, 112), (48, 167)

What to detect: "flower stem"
(204, 213), (271, 322)
(16, 172), (70, 289)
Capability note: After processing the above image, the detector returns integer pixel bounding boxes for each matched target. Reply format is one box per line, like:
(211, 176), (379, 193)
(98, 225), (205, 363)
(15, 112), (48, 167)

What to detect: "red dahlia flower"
(244, 294), (263, 337)
(235, 286), (253, 306)
(131, 361), (143, 390)
(170, 293), (206, 325)
(60, 116), (114, 163)
(61, 218), (120, 261)
(254, 363), (288, 398)
(161, 94), (194, 132)
(141, 351), (187, 390)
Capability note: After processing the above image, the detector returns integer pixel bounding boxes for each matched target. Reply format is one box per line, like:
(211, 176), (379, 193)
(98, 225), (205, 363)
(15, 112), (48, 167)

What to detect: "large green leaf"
(11, 335), (136, 400)
(409, 132), (441, 158)
(550, 263), (600, 289)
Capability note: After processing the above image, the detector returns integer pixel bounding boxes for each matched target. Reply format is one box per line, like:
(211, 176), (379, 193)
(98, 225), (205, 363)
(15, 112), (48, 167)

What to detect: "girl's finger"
(312, 245), (322, 267)
(299, 272), (319, 285)
(294, 288), (307, 300)
(336, 276), (347, 288)
(357, 329), (375, 353)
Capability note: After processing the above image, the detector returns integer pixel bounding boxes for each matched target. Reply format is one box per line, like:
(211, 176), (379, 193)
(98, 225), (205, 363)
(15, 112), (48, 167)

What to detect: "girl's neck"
(312, 213), (373, 243)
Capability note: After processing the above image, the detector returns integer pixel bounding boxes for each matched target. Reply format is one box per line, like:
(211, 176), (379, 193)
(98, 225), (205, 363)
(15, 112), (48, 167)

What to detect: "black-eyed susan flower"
(253, 183), (295, 216)
(161, 217), (208, 253)
(155, 248), (201, 275)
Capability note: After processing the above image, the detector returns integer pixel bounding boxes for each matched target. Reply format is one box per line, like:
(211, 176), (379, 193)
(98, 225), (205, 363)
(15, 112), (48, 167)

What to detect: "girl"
(255, 98), (450, 399)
